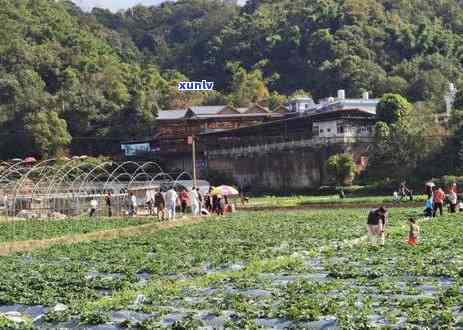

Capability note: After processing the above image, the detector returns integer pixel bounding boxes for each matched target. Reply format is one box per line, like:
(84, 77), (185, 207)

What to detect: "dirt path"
(239, 202), (422, 212)
(0, 217), (204, 256)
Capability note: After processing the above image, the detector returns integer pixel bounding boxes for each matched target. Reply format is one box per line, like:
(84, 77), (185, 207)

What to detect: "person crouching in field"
(367, 206), (388, 245)
(407, 218), (419, 246)
(424, 197), (433, 218)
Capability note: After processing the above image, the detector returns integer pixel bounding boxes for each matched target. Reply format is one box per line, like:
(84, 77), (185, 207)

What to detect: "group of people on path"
(87, 185), (233, 220)
(424, 182), (461, 217)
(145, 186), (233, 221)
(147, 187), (180, 221)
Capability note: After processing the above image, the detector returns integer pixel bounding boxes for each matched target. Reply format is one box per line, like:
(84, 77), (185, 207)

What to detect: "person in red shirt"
(432, 187), (445, 217)
(179, 189), (189, 214)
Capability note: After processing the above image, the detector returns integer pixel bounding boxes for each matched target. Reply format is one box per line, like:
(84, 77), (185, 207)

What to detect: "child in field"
(407, 218), (419, 246)
(424, 197), (433, 218)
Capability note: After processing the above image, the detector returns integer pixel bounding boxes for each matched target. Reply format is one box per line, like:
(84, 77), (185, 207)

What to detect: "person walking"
(128, 192), (137, 216)
(432, 187), (445, 217)
(196, 188), (203, 209)
(89, 198), (98, 217)
(212, 193), (219, 214)
(366, 206), (388, 245)
(105, 192), (112, 217)
(154, 190), (166, 221)
(180, 189), (189, 214)
(449, 189), (458, 213)
(204, 191), (212, 212)
(189, 187), (199, 216)
(217, 195), (225, 216)
(165, 187), (178, 220)
(393, 191), (400, 205)
(399, 182), (406, 201)
(425, 182), (434, 199)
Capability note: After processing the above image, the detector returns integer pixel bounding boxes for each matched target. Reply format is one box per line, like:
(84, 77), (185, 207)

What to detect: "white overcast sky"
(73, 0), (246, 12)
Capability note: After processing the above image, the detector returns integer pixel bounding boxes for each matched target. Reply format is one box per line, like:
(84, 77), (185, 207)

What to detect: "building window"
(305, 104), (309, 109)
(312, 126), (319, 136)
(337, 122), (345, 134)
(327, 128), (331, 133)
(320, 129), (324, 133)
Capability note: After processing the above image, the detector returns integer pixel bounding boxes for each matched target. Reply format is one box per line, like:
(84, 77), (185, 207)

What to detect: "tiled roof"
(157, 109), (188, 120)
(192, 113), (280, 118)
(157, 105), (277, 120)
(189, 106), (226, 115)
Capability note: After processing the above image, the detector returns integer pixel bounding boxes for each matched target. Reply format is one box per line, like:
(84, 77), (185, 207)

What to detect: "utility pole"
(189, 135), (197, 187)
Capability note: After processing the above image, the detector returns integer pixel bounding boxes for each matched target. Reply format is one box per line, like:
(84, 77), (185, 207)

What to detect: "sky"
(73, 0), (245, 12)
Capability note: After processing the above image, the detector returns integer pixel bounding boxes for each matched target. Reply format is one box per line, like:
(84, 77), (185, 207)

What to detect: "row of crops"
(0, 218), (152, 244)
(0, 207), (462, 328)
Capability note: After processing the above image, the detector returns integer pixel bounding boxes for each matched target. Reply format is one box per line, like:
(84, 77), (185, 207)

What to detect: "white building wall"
(313, 120), (374, 138)
(316, 121), (338, 138)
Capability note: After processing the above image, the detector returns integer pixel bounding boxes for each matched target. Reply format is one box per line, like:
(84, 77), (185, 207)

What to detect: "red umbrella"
(24, 157), (37, 163)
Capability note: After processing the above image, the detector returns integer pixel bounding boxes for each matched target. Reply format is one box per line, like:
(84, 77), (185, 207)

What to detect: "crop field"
(1, 207), (463, 329)
(243, 195), (426, 210)
(0, 217), (152, 243)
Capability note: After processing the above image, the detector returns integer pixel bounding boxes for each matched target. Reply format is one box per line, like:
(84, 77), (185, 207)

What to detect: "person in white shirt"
(128, 192), (137, 216)
(89, 198), (98, 217)
(165, 188), (178, 220)
(189, 187), (199, 216)
(392, 191), (399, 205)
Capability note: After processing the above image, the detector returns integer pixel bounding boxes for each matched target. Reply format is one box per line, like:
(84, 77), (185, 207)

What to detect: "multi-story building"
(120, 90), (381, 190)
(144, 104), (288, 171)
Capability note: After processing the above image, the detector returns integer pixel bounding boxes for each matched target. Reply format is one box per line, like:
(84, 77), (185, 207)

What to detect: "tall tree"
(25, 111), (72, 158)
(327, 154), (356, 186)
(376, 93), (412, 125)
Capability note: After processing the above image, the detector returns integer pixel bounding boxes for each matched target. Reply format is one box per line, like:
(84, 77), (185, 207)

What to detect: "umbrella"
(71, 156), (80, 160)
(24, 157), (37, 163)
(212, 185), (239, 196)
(425, 182), (435, 187)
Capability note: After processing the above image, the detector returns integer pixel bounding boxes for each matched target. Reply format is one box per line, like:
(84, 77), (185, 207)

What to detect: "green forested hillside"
(2, 0), (463, 159)
(95, 0), (463, 106)
(0, 0), (206, 158)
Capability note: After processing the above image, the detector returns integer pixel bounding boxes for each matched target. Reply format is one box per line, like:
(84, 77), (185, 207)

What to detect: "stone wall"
(206, 142), (369, 192)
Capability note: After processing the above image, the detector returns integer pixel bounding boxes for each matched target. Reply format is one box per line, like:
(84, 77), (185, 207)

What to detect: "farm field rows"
(0, 217), (152, 243)
(1, 207), (463, 329)
(242, 195), (426, 210)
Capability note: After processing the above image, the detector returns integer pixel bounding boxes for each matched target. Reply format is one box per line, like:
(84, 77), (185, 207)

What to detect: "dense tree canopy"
(95, 0), (463, 105)
(327, 154), (356, 186)
(0, 0), (214, 158)
(369, 98), (446, 181)
(376, 94), (412, 124)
